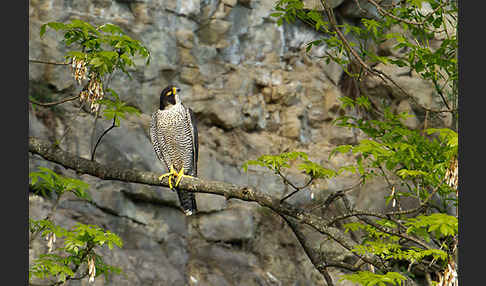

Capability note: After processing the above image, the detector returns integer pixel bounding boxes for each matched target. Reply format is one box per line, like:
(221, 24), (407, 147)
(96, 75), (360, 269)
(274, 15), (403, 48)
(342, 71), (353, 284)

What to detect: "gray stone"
(364, 62), (439, 110)
(204, 97), (242, 130)
(198, 206), (256, 242)
(303, 0), (345, 10)
(339, 0), (380, 19)
(396, 100), (420, 129)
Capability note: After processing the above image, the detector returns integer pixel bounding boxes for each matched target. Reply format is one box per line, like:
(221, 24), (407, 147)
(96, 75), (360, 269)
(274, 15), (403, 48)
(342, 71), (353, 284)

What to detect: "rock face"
(28, 0), (452, 285)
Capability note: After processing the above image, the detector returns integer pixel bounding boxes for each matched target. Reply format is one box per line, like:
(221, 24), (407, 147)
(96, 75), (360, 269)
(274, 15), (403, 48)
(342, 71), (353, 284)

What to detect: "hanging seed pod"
(445, 157), (458, 190)
(79, 73), (104, 114)
(71, 56), (88, 85)
(88, 256), (96, 283)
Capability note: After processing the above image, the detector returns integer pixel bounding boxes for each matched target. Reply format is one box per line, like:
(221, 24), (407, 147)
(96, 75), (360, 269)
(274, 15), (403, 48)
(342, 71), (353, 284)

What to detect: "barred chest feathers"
(155, 102), (195, 172)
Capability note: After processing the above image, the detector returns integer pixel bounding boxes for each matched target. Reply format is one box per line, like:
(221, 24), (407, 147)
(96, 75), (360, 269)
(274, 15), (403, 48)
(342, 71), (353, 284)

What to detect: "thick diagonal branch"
(29, 136), (386, 270)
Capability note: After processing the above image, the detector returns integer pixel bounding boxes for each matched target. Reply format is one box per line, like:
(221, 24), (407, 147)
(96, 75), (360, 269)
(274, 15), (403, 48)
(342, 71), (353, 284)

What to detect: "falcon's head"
(159, 85), (181, 109)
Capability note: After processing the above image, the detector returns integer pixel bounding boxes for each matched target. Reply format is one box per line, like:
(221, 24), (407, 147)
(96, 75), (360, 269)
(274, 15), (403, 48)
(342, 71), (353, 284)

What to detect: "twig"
(29, 59), (69, 66)
(432, 78), (452, 111)
(366, 0), (445, 26)
(308, 179), (363, 211)
(279, 170), (314, 203)
(91, 115), (117, 161)
(385, 179), (443, 216)
(318, 261), (363, 272)
(359, 216), (432, 250)
(29, 95), (80, 107)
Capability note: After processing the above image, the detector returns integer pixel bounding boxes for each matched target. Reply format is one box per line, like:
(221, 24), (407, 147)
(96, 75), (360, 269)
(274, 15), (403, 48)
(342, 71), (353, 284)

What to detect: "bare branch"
(318, 261), (363, 272)
(359, 216), (433, 250)
(384, 180), (443, 216)
(309, 180), (363, 212)
(279, 169), (314, 203)
(29, 95), (80, 107)
(91, 116), (117, 161)
(29, 59), (70, 66)
(280, 214), (335, 286)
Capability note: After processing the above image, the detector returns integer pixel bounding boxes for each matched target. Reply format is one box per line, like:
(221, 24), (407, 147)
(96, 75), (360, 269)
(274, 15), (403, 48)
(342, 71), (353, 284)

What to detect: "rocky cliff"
(28, 0), (452, 285)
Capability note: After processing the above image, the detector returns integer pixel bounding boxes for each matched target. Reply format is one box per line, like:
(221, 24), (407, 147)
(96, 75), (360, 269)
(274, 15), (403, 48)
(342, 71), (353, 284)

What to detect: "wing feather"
(185, 106), (199, 176)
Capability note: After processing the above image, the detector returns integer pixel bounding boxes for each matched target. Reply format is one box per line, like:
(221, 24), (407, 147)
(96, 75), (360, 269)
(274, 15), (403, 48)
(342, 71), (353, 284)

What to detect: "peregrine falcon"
(150, 85), (198, 216)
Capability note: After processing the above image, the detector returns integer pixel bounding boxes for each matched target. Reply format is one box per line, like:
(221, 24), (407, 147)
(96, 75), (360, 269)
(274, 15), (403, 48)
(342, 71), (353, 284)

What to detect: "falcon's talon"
(174, 167), (195, 187)
(158, 165), (179, 190)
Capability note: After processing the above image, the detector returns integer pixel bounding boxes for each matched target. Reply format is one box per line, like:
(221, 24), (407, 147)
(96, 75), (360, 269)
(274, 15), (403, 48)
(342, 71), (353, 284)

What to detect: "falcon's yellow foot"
(158, 165), (179, 189)
(174, 167), (195, 187)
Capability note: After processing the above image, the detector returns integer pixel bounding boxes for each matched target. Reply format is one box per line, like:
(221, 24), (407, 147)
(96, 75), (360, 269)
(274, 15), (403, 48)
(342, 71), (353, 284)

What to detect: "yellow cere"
(172, 87), (177, 95)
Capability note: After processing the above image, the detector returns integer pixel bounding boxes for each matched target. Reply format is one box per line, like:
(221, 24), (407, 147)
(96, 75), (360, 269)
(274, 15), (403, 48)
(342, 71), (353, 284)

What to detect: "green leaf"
(90, 57), (104, 67)
(298, 161), (337, 179)
(99, 23), (124, 35)
(47, 22), (66, 31)
(340, 271), (407, 286)
(29, 167), (90, 199)
(40, 24), (47, 37)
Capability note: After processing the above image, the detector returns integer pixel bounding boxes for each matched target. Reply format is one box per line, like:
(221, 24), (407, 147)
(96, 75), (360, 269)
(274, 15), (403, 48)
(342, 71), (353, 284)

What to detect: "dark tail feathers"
(176, 188), (197, 216)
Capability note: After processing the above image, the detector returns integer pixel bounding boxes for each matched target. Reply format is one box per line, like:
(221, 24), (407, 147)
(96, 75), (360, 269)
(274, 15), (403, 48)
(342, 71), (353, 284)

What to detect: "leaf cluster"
(29, 167), (90, 199)
(339, 271), (407, 286)
(29, 167), (123, 284)
(331, 104), (457, 208)
(98, 89), (141, 126)
(29, 221), (123, 283)
(405, 213), (458, 241)
(242, 151), (337, 179)
(271, 0), (458, 113)
(41, 20), (150, 77)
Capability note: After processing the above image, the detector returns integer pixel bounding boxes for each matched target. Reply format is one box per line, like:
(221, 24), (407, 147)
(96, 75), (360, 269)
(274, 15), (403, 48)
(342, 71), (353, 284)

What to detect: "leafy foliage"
(29, 167), (123, 284)
(41, 20), (150, 77)
(405, 213), (458, 240)
(243, 151), (309, 172)
(332, 102), (457, 282)
(40, 19), (148, 129)
(30, 254), (75, 282)
(98, 88), (141, 126)
(272, 0), (458, 114)
(251, 2), (458, 281)
(331, 104), (458, 210)
(29, 222), (123, 283)
(30, 167), (90, 199)
(340, 271), (407, 286)
(31, 19), (147, 285)
(242, 151), (337, 179)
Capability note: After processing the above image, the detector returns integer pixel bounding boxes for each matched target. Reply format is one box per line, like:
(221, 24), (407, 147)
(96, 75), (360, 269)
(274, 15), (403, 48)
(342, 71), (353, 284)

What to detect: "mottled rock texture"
(29, 0), (451, 285)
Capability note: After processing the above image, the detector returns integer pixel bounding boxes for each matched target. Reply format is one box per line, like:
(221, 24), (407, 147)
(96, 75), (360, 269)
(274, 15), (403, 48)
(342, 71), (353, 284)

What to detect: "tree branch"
(279, 169), (314, 203)
(279, 214), (334, 286)
(29, 59), (69, 66)
(28, 136), (386, 270)
(91, 116), (117, 161)
(29, 95), (80, 107)
(365, 0), (445, 26)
